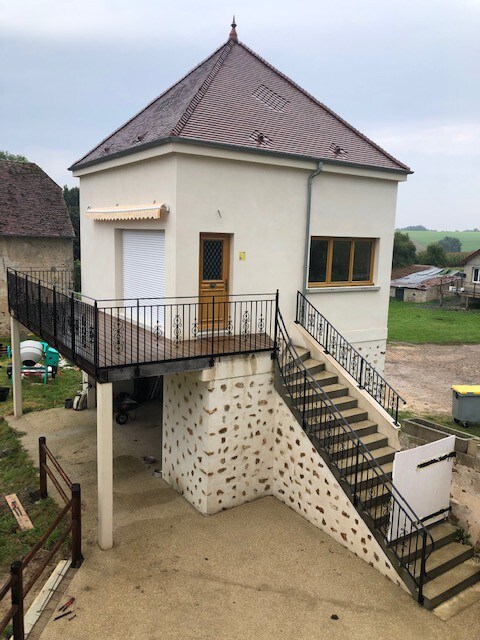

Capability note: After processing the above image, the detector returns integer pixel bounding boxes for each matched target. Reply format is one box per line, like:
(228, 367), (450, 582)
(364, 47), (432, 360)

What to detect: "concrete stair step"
(346, 460), (393, 491)
(283, 359), (325, 380)
(367, 503), (391, 530)
(289, 370), (336, 389)
(331, 433), (389, 461)
(293, 382), (348, 400)
(302, 358), (325, 374)
(357, 481), (392, 509)
(337, 446), (396, 476)
(303, 395), (358, 417)
(395, 522), (458, 565)
(329, 406), (369, 425)
(423, 559), (480, 610)
(292, 347), (310, 362)
(416, 542), (475, 582)
(309, 410), (371, 443)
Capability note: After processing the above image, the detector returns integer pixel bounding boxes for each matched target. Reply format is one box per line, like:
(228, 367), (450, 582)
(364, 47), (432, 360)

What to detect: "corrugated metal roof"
(391, 267), (463, 290)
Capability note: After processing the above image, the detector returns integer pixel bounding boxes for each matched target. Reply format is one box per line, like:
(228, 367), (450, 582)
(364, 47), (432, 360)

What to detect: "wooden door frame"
(198, 233), (231, 298)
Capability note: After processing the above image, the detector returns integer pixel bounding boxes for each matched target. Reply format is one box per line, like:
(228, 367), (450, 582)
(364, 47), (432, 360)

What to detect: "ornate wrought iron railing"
(275, 308), (433, 604)
(295, 292), (406, 424)
(7, 269), (277, 377)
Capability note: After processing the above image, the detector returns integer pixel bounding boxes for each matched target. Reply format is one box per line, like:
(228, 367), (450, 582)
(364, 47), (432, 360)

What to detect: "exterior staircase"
(275, 304), (480, 610)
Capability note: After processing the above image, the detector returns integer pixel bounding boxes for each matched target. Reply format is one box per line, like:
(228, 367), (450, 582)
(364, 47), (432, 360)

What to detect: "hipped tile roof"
(71, 39), (410, 173)
(0, 160), (74, 238)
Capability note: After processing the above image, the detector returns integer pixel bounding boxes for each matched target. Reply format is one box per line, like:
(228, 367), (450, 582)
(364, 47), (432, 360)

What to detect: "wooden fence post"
(39, 437), (47, 499)
(71, 483), (83, 568)
(10, 561), (24, 640)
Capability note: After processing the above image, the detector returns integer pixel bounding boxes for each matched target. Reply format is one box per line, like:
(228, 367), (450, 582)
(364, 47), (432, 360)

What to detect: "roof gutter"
(70, 136), (412, 175)
(302, 161), (323, 293)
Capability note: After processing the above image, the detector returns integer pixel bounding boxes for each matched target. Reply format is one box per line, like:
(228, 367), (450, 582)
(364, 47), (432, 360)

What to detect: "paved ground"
(10, 405), (480, 640)
(385, 343), (480, 414)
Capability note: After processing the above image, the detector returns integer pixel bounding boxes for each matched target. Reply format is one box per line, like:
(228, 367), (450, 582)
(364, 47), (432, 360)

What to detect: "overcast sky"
(1, 0), (479, 230)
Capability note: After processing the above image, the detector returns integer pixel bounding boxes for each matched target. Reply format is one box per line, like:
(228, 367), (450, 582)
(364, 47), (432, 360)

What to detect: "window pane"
(352, 241), (373, 281)
(308, 239), (328, 283)
(331, 240), (351, 282)
(202, 240), (223, 280)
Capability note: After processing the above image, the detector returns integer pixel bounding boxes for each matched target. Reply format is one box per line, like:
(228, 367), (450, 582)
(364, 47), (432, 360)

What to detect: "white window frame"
(472, 267), (480, 284)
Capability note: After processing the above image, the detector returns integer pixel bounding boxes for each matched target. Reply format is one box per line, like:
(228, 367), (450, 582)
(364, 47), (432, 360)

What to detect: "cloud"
(370, 120), (480, 159)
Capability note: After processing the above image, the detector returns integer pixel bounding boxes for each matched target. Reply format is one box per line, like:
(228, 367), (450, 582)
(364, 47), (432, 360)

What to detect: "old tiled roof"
(71, 39), (410, 173)
(0, 160), (74, 238)
(459, 249), (480, 266)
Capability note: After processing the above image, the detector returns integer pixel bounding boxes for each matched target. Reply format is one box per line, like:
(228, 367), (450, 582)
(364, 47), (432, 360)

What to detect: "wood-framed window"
(308, 237), (375, 287)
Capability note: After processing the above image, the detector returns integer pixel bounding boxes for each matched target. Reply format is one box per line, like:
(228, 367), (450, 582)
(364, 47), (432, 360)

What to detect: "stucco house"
(7, 22), (479, 609)
(0, 159), (74, 334)
(460, 249), (480, 287)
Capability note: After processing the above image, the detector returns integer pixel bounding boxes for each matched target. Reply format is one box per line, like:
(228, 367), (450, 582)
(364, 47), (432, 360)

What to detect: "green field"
(388, 299), (480, 344)
(399, 230), (480, 253)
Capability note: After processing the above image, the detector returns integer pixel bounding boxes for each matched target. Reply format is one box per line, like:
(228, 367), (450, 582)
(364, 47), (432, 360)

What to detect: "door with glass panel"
(199, 234), (230, 330)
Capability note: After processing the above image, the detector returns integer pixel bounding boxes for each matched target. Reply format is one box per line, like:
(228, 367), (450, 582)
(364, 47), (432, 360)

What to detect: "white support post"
(82, 371), (96, 409)
(10, 316), (22, 418)
(97, 381), (113, 550)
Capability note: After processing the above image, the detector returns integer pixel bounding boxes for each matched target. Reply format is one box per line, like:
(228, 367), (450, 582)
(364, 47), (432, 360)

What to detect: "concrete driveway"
(10, 406), (480, 640)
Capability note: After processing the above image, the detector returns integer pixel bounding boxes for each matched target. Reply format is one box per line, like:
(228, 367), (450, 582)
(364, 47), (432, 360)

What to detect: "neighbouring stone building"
(0, 160), (74, 335)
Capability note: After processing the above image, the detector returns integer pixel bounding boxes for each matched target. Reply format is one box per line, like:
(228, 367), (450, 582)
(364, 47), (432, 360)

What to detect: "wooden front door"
(199, 234), (230, 329)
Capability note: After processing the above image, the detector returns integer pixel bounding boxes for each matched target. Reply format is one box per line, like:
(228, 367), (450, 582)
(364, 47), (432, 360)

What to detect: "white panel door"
(123, 230), (165, 326)
(388, 436), (455, 541)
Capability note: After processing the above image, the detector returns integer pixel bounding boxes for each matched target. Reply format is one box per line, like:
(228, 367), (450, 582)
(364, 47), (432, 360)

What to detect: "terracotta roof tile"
(71, 40), (409, 173)
(0, 160), (74, 238)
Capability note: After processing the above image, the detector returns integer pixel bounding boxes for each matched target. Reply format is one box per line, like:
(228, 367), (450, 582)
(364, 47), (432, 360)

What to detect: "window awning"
(86, 203), (169, 221)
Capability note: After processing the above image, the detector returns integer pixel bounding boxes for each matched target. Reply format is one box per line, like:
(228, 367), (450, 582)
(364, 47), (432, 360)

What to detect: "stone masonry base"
(162, 352), (407, 590)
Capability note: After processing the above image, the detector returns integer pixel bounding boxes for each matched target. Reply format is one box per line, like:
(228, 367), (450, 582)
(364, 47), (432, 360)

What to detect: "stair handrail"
(295, 291), (406, 424)
(275, 308), (433, 604)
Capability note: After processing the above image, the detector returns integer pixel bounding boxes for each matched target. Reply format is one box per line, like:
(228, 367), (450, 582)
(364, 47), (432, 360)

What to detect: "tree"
(416, 243), (447, 267)
(392, 231), (417, 268)
(438, 236), (462, 252)
(400, 225), (428, 231)
(63, 186), (80, 261)
(0, 150), (28, 162)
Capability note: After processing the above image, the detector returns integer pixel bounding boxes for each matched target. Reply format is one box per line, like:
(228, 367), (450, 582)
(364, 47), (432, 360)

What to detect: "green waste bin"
(452, 385), (480, 426)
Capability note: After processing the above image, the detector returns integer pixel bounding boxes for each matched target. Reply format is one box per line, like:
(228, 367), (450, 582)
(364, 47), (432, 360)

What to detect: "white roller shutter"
(123, 230), (165, 326)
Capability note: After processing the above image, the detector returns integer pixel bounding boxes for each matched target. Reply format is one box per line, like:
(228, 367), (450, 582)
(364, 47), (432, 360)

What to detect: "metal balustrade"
(7, 269), (277, 378)
(296, 291), (406, 424)
(275, 309), (433, 604)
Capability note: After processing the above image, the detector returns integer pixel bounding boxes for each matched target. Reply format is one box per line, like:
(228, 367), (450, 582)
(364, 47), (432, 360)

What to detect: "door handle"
(210, 283), (215, 289)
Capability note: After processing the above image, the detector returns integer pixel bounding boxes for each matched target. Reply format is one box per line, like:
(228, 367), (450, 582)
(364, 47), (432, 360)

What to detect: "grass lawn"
(401, 229), (480, 252)
(388, 299), (480, 344)
(0, 340), (82, 571)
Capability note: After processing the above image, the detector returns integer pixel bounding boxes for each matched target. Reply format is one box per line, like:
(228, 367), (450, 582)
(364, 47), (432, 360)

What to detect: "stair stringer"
(272, 381), (411, 594)
(289, 322), (401, 450)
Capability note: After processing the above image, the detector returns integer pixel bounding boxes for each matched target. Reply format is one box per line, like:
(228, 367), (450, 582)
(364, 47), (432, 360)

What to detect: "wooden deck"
(8, 271), (276, 381)
(40, 312), (274, 381)
(96, 314), (274, 369)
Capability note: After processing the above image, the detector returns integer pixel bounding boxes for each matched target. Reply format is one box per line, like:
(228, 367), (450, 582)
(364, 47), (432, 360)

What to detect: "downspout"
(302, 161), (323, 293)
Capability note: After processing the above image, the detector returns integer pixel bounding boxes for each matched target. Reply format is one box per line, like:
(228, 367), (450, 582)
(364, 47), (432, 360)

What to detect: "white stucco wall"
(75, 144), (405, 357)
(78, 154), (177, 300)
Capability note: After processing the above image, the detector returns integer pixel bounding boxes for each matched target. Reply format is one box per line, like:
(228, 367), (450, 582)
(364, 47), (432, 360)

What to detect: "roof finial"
(229, 15), (238, 41)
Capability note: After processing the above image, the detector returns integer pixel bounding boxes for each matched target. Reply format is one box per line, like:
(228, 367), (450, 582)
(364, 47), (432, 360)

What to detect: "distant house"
(390, 264), (462, 302)
(460, 249), (480, 287)
(0, 160), (74, 334)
